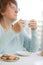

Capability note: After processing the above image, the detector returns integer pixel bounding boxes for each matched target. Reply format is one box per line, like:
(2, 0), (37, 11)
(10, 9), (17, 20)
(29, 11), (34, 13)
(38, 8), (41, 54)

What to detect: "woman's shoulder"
(0, 24), (2, 30)
(0, 24), (3, 31)
(0, 24), (5, 37)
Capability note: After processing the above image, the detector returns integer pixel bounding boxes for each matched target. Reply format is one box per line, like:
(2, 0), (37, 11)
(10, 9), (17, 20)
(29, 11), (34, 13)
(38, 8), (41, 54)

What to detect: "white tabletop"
(0, 53), (43, 65)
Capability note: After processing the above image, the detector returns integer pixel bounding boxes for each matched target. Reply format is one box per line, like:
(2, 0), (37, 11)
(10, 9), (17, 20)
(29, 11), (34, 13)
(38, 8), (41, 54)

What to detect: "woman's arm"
(23, 29), (39, 52)
(24, 19), (39, 52)
(30, 30), (39, 52)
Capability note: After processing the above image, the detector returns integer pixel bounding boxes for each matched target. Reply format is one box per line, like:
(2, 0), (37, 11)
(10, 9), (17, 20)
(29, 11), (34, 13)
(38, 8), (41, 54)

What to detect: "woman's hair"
(0, 0), (17, 20)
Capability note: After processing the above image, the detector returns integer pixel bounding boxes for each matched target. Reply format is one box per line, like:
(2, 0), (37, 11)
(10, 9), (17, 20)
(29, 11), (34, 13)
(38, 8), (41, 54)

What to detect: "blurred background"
(16, 0), (43, 48)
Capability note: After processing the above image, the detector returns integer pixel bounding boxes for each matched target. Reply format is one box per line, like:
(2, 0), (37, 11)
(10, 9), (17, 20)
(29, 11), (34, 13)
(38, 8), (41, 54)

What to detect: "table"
(0, 53), (43, 65)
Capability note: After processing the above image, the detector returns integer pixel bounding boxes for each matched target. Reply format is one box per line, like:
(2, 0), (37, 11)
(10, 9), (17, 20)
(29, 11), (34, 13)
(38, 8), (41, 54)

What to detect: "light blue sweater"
(0, 24), (39, 54)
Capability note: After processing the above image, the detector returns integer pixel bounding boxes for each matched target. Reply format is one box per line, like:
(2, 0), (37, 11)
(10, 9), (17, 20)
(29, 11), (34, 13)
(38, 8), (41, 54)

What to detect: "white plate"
(0, 54), (19, 62)
(35, 51), (43, 57)
(15, 51), (32, 56)
(0, 57), (19, 62)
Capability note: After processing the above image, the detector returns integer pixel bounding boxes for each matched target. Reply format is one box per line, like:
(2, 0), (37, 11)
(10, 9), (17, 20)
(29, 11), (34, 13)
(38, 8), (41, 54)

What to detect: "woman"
(0, 0), (39, 54)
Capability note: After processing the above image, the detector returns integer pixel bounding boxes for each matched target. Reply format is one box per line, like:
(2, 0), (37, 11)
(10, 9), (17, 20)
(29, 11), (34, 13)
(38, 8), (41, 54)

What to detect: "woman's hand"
(28, 19), (37, 30)
(12, 19), (24, 33)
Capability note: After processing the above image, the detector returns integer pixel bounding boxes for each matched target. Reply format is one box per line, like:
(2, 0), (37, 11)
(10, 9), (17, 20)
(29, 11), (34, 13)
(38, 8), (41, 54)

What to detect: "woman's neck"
(1, 17), (12, 32)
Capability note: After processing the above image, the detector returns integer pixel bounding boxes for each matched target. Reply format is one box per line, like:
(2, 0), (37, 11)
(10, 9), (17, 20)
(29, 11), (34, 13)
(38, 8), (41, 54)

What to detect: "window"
(17, 0), (42, 46)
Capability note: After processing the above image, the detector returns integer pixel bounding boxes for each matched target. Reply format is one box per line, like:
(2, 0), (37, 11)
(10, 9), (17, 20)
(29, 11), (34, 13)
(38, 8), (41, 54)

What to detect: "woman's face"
(3, 3), (18, 21)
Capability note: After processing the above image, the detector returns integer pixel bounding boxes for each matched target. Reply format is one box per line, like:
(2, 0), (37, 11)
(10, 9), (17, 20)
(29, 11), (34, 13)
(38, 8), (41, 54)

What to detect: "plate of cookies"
(36, 51), (43, 57)
(0, 54), (20, 62)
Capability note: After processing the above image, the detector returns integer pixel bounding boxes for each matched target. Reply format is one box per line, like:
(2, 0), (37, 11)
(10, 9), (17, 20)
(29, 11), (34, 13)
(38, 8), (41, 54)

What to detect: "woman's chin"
(11, 18), (17, 22)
